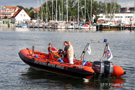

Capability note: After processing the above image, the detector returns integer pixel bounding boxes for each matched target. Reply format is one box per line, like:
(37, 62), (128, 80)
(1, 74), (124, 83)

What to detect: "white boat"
(74, 24), (81, 29)
(34, 23), (38, 28)
(38, 22), (44, 28)
(57, 25), (66, 29)
(80, 24), (90, 29)
(66, 23), (75, 29)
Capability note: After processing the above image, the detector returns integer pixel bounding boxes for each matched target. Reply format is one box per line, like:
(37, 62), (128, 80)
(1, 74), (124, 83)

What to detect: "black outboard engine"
(102, 61), (113, 78)
(92, 61), (104, 79)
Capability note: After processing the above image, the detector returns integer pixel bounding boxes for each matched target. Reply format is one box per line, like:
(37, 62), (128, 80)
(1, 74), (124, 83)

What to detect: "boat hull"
(18, 49), (126, 79)
(19, 49), (95, 79)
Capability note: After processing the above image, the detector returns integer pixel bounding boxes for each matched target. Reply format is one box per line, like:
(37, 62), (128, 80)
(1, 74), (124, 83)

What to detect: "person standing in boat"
(67, 41), (74, 64)
(63, 41), (69, 57)
(63, 41), (69, 63)
(48, 43), (57, 53)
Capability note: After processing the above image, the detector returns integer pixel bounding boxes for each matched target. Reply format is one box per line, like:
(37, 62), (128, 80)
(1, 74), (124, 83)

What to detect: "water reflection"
(20, 67), (125, 89)
(0, 27), (134, 33)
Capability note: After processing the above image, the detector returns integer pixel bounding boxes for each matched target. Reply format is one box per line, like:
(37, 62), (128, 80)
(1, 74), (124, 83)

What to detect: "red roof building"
(11, 9), (31, 24)
(121, 7), (135, 13)
(0, 5), (20, 19)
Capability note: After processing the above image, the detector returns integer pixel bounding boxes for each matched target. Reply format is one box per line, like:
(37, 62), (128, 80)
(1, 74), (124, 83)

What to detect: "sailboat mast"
(85, 0), (86, 20)
(78, 0), (79, 23)
(62, 0), (63, 21)
(134, 0), (135, 21)
(134, 0), (135, 24)
(41, 0), (43, 21)
(56, 0), (57, 21)
(59, 5), (60, 21)
(91, 0), (92, 22)
(67, 0), (68, 23)
(46, 0), (48, 22)
(37, 0), (39, 21)
(52, 0), (53, 20)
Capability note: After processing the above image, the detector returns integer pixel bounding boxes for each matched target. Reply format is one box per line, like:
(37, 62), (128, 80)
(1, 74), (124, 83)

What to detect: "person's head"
(68, 41), (71, 46)
(48, 43), (52, 47)
(64, 41), (68, 46)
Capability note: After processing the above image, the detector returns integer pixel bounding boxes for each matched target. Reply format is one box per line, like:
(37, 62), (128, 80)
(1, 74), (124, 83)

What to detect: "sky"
(0, 0), (135, 9)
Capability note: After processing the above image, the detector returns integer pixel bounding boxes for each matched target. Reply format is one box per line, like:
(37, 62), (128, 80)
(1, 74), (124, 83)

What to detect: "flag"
(86, 43), (91, 55)
(107, 45), (113, 61)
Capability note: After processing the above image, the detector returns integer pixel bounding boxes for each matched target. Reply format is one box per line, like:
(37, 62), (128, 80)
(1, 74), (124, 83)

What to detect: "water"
(0, 27), (135, 90)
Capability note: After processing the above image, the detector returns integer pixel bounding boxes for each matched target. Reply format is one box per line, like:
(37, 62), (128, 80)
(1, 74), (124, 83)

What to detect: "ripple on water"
(0, 29), (135, 90)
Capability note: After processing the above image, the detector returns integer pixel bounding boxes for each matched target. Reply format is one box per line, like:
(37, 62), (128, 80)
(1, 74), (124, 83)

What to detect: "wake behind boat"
(18, 39), (126, 79)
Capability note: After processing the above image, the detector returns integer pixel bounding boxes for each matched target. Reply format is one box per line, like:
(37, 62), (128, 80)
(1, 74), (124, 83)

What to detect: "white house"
(11, 9), (31, 24)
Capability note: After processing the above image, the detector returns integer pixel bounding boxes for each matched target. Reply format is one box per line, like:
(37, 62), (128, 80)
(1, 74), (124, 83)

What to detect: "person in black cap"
(63, 41), (69, 57)
(63, 41), (69, 63)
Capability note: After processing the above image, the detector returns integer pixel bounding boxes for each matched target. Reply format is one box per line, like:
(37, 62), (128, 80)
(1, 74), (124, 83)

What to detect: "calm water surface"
(0, 27), (135, 90)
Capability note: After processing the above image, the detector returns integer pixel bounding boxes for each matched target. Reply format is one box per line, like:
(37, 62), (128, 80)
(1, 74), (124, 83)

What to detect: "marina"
(0, 0), (135, 31)
(0, 0), (135, 90)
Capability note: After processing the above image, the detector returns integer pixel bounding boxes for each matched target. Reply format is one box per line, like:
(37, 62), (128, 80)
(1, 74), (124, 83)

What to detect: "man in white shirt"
(67, 41), (74, 64)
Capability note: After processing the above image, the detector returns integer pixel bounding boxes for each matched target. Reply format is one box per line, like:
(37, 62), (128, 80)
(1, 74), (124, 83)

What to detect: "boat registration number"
(34, 61), (65, 69)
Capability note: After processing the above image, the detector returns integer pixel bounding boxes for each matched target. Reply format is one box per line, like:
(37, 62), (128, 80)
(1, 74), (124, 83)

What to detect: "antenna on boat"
(80, 43), (91, 64)
(100, 39), (111, 61)
(32, 46), (34, 56)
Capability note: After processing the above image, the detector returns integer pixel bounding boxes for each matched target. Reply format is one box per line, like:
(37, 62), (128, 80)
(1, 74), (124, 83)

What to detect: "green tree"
(17, 5), (24, 9)
(23, 0), (121, 22)
(4, 16), (7, 19)
(29, 11), (35, 19)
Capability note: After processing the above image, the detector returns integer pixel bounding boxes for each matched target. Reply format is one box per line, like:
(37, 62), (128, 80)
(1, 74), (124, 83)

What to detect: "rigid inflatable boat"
(19, 48), (95, 79)
(19, 42), (126, 79)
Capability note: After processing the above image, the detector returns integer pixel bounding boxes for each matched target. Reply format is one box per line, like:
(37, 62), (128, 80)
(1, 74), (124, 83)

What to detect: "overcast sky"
(0, 0), (135, 9)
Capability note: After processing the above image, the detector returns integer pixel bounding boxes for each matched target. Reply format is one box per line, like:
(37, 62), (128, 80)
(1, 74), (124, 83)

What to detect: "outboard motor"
(102, 61), (113, 78)
(92, 61), (104, 79)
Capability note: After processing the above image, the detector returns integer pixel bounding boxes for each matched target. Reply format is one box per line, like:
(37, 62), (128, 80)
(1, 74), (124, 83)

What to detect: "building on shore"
(11, 9), (31, 24)
(0, 6), (20, 19)
(0, 5), (31, 24)
(97, 7), (135, 25)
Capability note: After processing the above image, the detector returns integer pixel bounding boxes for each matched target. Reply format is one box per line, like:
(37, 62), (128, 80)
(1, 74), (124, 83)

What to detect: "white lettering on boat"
(78, 67), (84, 69)
(56, 65), (65, 69)
(48, 63), (56, 67)
(34, 60), (65, 69)
(34, 60), (47, 66)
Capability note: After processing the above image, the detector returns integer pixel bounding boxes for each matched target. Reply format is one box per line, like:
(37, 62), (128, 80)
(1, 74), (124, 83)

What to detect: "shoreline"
(0, 24), (16, 28)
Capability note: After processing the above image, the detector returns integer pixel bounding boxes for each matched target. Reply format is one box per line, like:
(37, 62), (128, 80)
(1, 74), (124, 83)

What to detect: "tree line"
(17, 0), (121, 22)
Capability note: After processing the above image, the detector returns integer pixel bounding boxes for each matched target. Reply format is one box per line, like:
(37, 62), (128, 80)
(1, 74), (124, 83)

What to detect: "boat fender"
(58, 58), (64, 63)
(104, 39), (107, 42)
(82, 60), (87, 66)
(35, 54), (39, 58)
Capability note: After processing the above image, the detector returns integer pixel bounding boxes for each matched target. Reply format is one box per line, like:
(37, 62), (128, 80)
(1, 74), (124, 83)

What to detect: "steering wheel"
(58, 49), (64, 55)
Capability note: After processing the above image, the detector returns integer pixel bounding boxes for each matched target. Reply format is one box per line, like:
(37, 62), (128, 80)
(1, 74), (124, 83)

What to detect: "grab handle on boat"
(32, 46), (34, 56)
(58, 58), (64, 63)
(82, 60), (87, 66)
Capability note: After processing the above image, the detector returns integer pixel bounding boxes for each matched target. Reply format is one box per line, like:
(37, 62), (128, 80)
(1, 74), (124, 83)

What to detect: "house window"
(100, 16), (103, 18)
(24, 14), (25, 17)
(20, 14), (22, 16)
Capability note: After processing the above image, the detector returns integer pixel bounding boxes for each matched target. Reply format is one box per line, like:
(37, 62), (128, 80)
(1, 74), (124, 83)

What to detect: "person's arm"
(52, 47), (58, 51)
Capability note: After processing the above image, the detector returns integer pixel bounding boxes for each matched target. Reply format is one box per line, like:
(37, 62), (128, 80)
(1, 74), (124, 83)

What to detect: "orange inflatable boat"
(18, 48), (126, 79)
